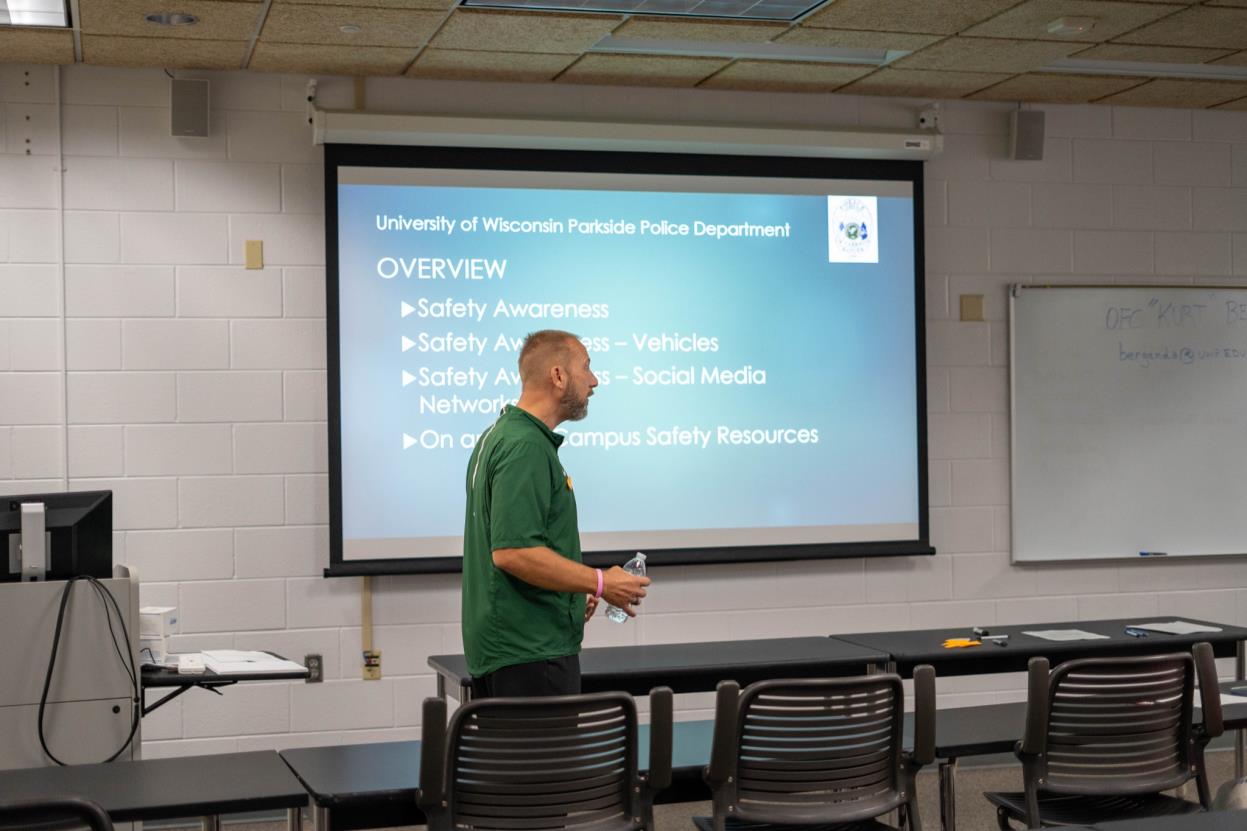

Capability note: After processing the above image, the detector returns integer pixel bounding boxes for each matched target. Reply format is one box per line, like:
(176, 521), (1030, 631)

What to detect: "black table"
(280, 701), (1094, 831)
(839, 615), (1247, 817)
(141, 654), (309, 716)
(0, 750), (308, 831)
(836, 618), (1247, 678)
(280, 720), (715, 831)
(428, 636), (888, 701)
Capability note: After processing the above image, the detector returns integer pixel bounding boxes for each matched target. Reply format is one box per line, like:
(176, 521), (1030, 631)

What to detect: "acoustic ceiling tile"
(407, 48), (578, 81)
(1115, 6), (1247, 50)
(775, 27), (943, 52)
(895, 36), (1082, 73)
(82, 34), (245, 68)
(557, 52), (728, 86)
(838, 67), (1011, 98)
(260, 4), (443, 47)
(699, 59), (873, 91)
(249, 41), (415, 74)
(1212, 50), (1247, 66)
(79, 0), (262, 40)
(1214, 96), (1247, 110)
(430, 9), (623, 53)
(962, 0), (1184, 42)
(611, 17), (786, 42)
(800, 0), (1020, 35)
(969, 71), (1145, 103)
(1071, 43), (1236, 63)
(0, 27), (74, 63)
(1095, 78), (1247, 107)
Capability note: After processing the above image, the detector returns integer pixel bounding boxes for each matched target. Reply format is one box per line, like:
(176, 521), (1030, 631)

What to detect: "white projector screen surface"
(1011, 285), (1247, 563)
(326, 147), (930, 575)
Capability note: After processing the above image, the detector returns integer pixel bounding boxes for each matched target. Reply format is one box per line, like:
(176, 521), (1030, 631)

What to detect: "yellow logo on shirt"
(565, 474), (573, 491)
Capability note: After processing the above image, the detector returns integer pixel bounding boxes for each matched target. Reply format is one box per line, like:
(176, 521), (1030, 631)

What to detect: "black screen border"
(324, 143), (932, 577)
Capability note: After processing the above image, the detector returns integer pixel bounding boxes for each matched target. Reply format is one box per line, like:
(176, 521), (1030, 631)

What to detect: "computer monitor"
(0, 490), (112, 582)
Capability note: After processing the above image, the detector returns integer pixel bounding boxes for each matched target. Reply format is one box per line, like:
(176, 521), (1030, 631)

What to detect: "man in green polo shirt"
(462, 329), (651, 697)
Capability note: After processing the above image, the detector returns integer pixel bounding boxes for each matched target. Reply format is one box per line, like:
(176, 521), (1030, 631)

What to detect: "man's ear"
(550, 364), (567, 390)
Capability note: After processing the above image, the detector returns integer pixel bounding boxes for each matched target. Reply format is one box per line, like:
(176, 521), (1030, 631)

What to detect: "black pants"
(471, 654), (581, 698)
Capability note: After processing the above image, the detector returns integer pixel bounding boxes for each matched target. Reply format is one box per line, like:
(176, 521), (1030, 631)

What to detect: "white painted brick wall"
(3, 66), (1247, 756)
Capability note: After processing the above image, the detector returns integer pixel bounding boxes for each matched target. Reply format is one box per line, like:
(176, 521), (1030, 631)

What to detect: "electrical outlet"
(363, 649), (382, 681)
(304, 653), (323, 683)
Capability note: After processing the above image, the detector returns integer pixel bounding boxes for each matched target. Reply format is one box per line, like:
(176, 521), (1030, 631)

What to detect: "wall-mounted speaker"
(171, 78), (210, 138)
(1009, 109), (1045, 161)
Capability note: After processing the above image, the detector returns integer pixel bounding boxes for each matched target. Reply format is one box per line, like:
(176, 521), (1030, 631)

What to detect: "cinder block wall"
(1, 64), (1245, 756)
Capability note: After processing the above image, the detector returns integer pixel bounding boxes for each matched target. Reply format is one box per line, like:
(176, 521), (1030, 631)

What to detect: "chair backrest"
(429, 691), (644, 831)
(1029, 651), (1197, 797)
(0, 798), (113, 831)
(717, 674), (911, 826)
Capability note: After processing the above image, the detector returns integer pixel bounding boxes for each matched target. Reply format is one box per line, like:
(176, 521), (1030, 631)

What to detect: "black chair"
(418, 687), (673, 831)
(0, 798), (113, 831)
(985, 641), (1224, 829)
(695, 666), (937, 831)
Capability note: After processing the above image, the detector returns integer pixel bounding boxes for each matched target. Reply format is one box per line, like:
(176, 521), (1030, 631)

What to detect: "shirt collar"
(504, 404), (564, 447)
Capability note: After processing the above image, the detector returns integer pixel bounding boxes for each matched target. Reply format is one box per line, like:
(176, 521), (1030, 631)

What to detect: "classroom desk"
(837, 617), (1247, 800)
(282, 699), (1150, 831)
(427, 637), (888, 701)
(140, 654), (309, 716)
(835, 618), (1247, 678)
(280, 720), (715, 831)
(1095, 812), (1247, 831)
(0, 750), (307, 831)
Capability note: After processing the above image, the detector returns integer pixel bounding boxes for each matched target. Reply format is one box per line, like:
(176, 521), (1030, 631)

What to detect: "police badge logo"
(827, 195), (879, 263)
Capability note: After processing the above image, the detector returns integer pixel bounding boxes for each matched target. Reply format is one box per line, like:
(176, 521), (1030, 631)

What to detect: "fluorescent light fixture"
(592, 35), (909, 65)
(0, 0), (69, 26)
(1043, 57), (1247, 82)
(460, 0), (823, 22)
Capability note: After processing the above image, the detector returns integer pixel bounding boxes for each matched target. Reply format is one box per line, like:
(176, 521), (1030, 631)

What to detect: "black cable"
(37, 576), (141, 766)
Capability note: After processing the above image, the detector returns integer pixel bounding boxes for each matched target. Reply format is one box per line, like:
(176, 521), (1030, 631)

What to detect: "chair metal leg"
(201, 816), (221, 831)
(286, 808), (300, 831)
(1237, 641), (1245, 779)
(939, 757), (957, 831)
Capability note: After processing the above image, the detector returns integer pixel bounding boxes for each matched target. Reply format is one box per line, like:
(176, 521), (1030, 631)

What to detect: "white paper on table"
(1131, 620), (1222, 635)
(201, 649), (305, 674)
(1021, 629), (1111, 642)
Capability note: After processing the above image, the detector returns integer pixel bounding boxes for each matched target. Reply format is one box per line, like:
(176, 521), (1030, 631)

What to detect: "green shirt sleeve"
(489, 439), (553, 550)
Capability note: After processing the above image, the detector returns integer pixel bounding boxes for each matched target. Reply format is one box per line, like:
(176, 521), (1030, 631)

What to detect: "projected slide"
(333, 162), (922, 565)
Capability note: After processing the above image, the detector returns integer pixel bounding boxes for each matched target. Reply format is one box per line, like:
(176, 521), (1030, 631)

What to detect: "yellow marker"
(942, 638), (982, 649)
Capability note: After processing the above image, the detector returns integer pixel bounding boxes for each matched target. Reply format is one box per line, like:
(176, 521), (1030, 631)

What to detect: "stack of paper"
(201, 650), (305, 674)
(1130, 621), (1222, 635)
(1021, 629), (1110, 642)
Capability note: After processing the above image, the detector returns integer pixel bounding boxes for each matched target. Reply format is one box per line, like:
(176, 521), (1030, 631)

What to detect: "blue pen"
(1139, 551), (1169, 557)
(1125, 627), (1148, 638)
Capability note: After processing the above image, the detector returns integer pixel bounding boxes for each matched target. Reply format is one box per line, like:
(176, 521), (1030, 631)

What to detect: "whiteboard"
(1010, 284), (1247, 563)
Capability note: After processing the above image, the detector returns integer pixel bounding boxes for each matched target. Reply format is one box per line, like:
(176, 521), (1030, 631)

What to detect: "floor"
(204, 748), (1242, 831)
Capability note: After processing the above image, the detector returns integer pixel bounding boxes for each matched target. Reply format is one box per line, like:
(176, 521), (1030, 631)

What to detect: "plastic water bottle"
(605, 552), (646, 624)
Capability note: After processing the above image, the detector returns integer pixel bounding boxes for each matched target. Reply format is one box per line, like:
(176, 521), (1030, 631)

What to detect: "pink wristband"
(594, 568), (604, 599)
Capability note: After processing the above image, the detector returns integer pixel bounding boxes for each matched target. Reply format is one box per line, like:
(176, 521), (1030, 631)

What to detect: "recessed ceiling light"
(340, 23), (361, 33)
(1046, 16), (1097, 36)
(145, 11), (198, 25)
